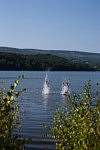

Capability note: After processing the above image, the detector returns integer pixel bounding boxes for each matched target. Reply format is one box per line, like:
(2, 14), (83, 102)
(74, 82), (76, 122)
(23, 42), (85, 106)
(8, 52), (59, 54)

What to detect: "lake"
(0, 71), (100, 149)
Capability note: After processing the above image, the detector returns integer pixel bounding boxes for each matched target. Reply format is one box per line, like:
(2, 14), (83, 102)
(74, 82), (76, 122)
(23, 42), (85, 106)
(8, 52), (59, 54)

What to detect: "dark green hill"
(0, 51), (94, 71)
(0, 47), (100, 70)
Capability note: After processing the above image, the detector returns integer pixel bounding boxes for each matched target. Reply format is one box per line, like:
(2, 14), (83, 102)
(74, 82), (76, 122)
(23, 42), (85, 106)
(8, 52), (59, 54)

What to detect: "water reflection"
(61, 94), (71, 112)
(61, 94), (68, 104)
(42, 93), (50, 110)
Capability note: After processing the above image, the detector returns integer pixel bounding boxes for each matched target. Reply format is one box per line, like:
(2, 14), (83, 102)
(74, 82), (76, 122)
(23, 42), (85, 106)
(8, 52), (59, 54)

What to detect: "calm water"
(0, 71), (100, 149)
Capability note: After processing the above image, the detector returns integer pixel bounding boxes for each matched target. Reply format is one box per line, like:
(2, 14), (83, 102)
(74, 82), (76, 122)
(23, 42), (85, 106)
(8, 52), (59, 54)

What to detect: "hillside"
(0, 47), (100, 70)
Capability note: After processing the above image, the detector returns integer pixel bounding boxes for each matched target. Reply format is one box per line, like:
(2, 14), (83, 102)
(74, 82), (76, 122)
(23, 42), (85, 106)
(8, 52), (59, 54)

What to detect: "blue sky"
(0, 0), (100, 53)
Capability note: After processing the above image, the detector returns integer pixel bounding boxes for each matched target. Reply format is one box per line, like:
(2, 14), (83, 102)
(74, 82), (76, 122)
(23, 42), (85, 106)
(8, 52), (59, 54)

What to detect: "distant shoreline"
(0, 47), (99, 71)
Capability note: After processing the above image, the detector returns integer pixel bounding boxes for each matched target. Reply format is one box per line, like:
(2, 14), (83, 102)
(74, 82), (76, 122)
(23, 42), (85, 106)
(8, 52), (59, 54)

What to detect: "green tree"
(48, 81), (100, 150)
(0, 77), (26, 149)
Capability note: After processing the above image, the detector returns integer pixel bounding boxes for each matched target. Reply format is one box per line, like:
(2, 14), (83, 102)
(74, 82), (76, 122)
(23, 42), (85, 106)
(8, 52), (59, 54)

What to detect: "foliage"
(0, 52), (95, 71)
(0, 77), (26, 149)
(0, 46), (100, 70)
(48, 81), (100, 150)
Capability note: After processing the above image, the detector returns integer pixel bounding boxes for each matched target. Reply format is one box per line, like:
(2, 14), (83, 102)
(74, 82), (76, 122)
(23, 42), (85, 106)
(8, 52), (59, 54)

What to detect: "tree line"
(0, 52), (95, 71)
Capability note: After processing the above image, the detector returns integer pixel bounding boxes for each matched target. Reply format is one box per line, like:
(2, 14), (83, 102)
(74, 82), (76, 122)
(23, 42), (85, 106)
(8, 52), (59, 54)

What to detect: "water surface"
(0, 71), (100, 149)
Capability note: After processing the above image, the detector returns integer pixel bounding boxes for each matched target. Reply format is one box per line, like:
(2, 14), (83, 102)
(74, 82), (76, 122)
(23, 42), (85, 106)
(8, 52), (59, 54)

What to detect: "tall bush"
(0, 78), (26, 149)
(49, 81), (100, 150)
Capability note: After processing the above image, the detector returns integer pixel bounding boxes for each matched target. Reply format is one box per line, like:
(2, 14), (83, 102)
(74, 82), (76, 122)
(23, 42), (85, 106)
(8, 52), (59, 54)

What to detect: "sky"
(0, 0), (100, 53)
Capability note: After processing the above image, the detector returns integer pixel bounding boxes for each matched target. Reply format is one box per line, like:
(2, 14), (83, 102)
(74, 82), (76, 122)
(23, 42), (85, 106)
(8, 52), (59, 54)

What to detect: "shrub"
(49, 81), (100, 150)
(0, 77), (26, 149)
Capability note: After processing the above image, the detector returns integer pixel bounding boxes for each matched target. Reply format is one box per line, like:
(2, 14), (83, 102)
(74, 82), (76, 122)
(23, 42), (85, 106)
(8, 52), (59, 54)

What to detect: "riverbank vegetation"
(0, 78), (26, 149)
(0, 52), (95, 71)
(48, 81), (100, 149)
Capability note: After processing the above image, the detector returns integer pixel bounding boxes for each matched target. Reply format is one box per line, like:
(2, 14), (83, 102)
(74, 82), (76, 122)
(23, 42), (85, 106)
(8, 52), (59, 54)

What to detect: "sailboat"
(42, 74), (50, 94)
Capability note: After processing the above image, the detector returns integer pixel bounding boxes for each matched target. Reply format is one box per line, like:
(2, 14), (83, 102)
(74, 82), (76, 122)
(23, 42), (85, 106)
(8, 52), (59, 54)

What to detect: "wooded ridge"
(0, 47), (99, 71)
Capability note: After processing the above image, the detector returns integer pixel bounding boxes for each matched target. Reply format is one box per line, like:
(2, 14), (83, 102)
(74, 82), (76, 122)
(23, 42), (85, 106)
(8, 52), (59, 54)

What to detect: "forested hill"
(0, 47), (100, 71)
